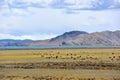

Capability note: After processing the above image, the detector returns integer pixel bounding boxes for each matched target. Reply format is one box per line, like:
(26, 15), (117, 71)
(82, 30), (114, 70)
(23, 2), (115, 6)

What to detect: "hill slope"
(49, 30), (120, 46)
(0, 30), (120, 46)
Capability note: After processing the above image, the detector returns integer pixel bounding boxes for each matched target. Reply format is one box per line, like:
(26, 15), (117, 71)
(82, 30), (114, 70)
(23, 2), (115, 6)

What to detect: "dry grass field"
(0, 48), (120, 80)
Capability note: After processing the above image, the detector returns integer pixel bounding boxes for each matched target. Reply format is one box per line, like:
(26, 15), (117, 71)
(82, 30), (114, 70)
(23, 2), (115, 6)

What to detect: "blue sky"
(0, 0), (120, 40)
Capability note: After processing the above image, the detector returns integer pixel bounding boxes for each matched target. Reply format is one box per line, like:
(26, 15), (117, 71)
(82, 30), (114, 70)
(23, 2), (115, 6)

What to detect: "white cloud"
(0, 33), (58, 40)
(0, 0), (120, 11)
(0, 0), (120, 40)
(0, 0), (119, 17)
(0, 7), (120, 34)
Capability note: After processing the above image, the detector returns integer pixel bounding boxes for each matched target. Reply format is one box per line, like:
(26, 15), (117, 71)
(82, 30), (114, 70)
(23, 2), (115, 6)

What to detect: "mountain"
(0, 30), (120, 46)
(50, 31), (88, 42)
(0, 39), (33, 46)
(48, 31), (88, 46)
(0, 39), (32, 43)
(49, 30), (120, 46)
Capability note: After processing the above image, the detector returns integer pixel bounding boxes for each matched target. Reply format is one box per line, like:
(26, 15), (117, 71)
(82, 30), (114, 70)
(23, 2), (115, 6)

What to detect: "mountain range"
(0, 30), (120, 46)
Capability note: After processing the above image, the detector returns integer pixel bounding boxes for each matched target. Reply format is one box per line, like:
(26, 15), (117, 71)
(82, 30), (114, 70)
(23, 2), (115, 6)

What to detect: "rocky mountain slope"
(0, 30), (120, 46)
(49, 30), (120, 46)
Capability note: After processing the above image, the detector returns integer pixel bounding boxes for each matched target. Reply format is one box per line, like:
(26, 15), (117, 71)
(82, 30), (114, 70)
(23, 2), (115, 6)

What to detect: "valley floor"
(0, 48), (120, 80)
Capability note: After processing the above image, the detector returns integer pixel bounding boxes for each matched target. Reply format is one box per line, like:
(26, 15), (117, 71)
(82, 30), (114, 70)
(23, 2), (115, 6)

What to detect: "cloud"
(0, 0), (120, 14)
(0, 0), (120, 17)
(8, 0), (47, 9)
(0, 0), (120, 40)
(0, 6), (119, 35)
(0, 33), (58, 40)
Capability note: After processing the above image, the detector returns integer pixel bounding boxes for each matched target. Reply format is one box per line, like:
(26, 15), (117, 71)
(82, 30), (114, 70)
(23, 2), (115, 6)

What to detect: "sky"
(0, 0), (120, 40)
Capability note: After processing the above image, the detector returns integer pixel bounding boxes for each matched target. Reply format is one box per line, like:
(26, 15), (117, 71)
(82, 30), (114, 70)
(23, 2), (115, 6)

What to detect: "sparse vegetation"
(0, 48), (120, 80)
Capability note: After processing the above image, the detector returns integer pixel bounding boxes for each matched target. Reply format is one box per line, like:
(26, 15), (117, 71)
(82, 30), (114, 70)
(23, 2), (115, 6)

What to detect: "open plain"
(0, 48), (120, 80)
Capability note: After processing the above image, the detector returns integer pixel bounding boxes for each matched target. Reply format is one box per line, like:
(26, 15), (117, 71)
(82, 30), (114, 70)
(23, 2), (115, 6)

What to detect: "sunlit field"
(0, 48), (120, 80)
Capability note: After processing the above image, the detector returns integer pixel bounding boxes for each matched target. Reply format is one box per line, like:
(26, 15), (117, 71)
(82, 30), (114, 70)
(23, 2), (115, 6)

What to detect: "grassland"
(0, 48), (120, 80)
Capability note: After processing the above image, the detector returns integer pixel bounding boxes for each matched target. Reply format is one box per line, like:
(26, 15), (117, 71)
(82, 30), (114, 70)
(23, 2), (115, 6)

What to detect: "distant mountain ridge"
(0, 39), (33, 46)
(50, 31), (88, 42)
(0, 39), (32, 43)
(0, 30), (120, 46)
